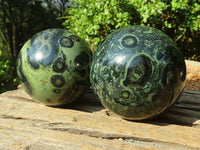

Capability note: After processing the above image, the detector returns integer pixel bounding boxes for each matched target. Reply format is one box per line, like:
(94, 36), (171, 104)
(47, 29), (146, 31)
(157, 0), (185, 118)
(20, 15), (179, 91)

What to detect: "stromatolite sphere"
(90, 26), (186, 120)
(17, 29), (92, 106)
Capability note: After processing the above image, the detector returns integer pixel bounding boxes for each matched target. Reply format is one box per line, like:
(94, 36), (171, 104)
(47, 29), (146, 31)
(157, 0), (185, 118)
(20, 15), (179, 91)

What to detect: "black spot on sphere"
(53, 52), (66, 73)
(53, 58), (66, 73)
(123, 55), (152, 87)
(74, 52), (89, 69)
(121, 35), (138, 48)
(51, 75), (65, 88)
(60, 36), (74, 48)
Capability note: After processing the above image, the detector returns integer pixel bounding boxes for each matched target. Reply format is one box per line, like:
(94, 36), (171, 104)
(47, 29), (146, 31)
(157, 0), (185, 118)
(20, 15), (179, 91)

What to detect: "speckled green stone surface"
(90, 26), (186, 120)
(17, 29), (92, 106)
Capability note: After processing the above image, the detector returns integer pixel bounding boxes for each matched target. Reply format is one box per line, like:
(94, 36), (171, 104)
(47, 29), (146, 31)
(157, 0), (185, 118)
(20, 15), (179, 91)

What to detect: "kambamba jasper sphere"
(17, 29), (92, 106)
(90, 26), (186, 120)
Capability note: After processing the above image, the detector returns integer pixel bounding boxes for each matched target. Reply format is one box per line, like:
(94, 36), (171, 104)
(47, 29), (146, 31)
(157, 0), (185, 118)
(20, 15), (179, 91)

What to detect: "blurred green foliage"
(0, 51), (18, 93)
(63, 0), (200, 60)
(63, 0), (135, 50)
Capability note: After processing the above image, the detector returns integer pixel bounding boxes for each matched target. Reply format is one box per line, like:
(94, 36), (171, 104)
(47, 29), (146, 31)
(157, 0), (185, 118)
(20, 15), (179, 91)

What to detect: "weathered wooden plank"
(178, 90), (200, 104)
(0, 88), (200, 149)
(0, 118), (166, 150)
(155, 89), (200, 127)
(157, 107), (200, 127)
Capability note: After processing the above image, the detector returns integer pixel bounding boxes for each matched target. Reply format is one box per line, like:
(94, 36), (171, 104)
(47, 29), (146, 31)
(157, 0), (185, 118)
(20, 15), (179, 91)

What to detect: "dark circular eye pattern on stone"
(53, 51), (66, 73)
(60, 36), (74, 48)
(50, 75), (65, 88)
(53, 57), (66, 73)
(123, 55), (152, 87)
(74, 52), (89, 69)
(120, 90), (131, 99)
(121, 35), (138, 48)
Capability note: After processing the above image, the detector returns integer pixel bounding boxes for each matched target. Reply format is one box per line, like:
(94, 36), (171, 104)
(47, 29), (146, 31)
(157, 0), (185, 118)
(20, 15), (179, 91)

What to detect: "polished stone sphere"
(90, 26), (186, 120)
(17, 29), (92, 106)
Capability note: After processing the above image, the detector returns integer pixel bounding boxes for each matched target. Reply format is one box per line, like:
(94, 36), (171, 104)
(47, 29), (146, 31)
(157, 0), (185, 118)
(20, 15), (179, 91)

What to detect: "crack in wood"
(47, 127), (197, 150)
(183, 90), (200, 95)
(168, 108), (200, 119)
(175, 103), (200, 111)
(1, 114), (192, 149)
(0, 114), (23, 120)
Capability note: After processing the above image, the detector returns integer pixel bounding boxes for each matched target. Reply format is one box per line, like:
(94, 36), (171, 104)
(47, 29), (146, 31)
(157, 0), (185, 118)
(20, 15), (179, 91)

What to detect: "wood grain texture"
(0, 87), (200, 150)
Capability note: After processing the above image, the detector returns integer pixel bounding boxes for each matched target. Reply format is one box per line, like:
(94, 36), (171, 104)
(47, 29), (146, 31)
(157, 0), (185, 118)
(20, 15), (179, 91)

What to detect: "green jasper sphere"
(90, 26), (186, 120)
(17, 29), (92, 106)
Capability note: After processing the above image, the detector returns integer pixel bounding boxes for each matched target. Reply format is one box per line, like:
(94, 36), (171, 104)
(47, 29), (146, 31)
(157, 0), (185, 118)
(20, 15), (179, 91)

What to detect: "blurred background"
(0, 0), (199, 93)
